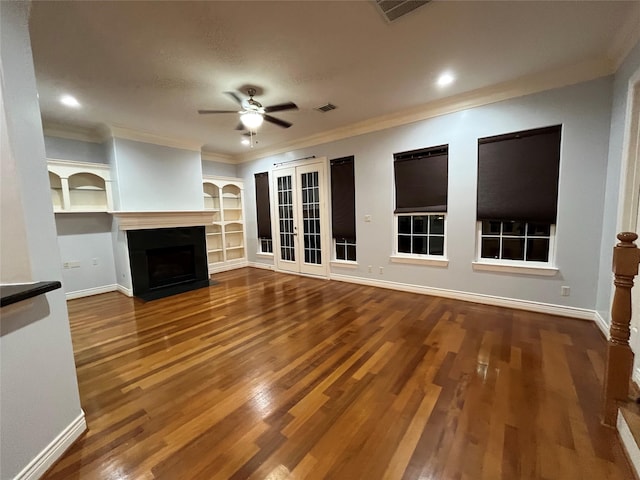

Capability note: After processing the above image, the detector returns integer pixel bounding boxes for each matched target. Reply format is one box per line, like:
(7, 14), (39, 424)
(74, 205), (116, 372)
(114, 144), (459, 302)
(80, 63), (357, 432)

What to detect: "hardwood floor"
(44, 267), (634, 479)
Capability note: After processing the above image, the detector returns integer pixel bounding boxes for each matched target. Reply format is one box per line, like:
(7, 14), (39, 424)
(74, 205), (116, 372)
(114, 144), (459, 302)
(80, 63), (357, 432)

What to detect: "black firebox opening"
(147, 245), (196, 289)
(127, 226), (210, 301)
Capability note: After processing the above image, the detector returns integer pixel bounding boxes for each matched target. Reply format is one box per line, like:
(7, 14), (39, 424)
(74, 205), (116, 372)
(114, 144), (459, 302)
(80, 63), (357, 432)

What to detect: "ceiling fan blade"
(225, 91), (244, 106)
(235, 122), (245, 131)
(264, 114), (292, 128)
(198, 109), (238, 114)
(264, 102), (298, 113)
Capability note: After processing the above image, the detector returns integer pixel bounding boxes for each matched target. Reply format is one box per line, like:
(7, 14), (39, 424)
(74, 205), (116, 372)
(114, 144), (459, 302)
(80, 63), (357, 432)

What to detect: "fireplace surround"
(127, 226), (210, 301)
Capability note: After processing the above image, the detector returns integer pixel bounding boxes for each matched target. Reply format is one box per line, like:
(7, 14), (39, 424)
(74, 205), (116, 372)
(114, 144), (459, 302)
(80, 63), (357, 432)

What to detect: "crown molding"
(201, 151), (237, 164)
(107, 125), (202, 152)
(608, 5), (640, 70)
(42, 121), (105, 143)
(236, 56), (614, 163)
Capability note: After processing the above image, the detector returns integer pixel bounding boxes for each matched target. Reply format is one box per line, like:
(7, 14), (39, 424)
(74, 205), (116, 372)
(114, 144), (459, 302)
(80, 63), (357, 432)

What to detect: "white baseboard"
(618, 410), (640, 478)
(116, 284), (133, 297)
(593, 311), (611, 339)
(329, 273), (597, 321)
(247, 261), (275, 271)
(208, 260), (249, 274)
(14, 411), (86, 480)
(66, 284), (117, 300)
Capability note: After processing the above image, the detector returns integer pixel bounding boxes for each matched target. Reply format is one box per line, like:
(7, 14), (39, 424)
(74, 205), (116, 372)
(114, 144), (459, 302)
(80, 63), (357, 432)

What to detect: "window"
(330, 156), (356, 262)
(479, 220), (554, 263)
(254, 172), (273, 254)
(393, 145), (448, 259)
(476, 125), (561, 266)
(397, 214), (445, 255)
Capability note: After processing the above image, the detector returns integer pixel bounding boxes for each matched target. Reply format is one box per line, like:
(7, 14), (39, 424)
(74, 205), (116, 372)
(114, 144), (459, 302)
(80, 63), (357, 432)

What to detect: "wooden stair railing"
(603, 232), (640, 427)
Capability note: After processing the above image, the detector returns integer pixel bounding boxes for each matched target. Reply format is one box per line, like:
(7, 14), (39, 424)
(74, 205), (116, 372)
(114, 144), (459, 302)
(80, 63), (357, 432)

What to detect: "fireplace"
(127, 226), (210, 301)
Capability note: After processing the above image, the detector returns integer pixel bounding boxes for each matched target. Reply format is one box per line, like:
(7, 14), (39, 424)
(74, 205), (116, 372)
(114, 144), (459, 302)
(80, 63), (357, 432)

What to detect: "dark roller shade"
(394, 146), (448, 213)
(330, 156), (356, 240)
(477, 125), (561, 223)
(254, 172), (272, 238)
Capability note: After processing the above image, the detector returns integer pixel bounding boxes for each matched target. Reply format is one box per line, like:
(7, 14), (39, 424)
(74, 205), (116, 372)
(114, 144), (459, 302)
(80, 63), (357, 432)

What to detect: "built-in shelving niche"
(202, 176), (246, 273)
(47, 159), (113, 213)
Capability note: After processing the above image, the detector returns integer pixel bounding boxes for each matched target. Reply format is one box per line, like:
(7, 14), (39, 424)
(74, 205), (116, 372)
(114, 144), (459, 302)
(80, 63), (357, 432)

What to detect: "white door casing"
(617, 68), (640, 381)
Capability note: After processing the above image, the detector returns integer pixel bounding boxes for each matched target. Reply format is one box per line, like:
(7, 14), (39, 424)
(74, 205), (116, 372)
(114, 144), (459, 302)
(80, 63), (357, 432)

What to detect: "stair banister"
(603, 232), (640, 426)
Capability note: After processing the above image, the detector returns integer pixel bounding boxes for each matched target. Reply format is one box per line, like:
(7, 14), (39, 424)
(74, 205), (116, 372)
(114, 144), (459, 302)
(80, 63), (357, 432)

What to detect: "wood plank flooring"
(43, 267), (634, 479)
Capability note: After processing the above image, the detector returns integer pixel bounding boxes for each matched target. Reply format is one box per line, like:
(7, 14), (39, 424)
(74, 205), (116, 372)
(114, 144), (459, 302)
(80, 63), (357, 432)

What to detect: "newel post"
(603, 232), (640, 426)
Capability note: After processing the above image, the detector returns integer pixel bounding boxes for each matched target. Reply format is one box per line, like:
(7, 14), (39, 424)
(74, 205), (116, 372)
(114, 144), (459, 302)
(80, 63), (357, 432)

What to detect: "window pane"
(429, 235), (444, 255)
(527, 223), (551, 236)
(413, 216), (428, 234)
(502, 238), (525, 260)
(481, 238), (500, 259)
(412, 236), (427, 255)
(398, 216), (411, 234)
(346, 245), (356, 261)
(526, 238), (550, 262)
(502, 221), (525, 236)
(336, 244), (345, 260)
(430, 215), (445, 234)
(482, 220), (501, 235)
(398, 235), (411, 253)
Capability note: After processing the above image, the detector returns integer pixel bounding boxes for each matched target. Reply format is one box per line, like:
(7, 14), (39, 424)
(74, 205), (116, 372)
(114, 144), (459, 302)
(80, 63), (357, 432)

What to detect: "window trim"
(333, 237), (357, 263)
(393, 212), (448, 261)
(257, 236), (274, 256)
(474, 221), (558, 275)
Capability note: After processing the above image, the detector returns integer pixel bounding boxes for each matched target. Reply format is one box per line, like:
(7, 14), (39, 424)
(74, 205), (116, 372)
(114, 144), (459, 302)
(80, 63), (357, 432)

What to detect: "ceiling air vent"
(315, 103), (337, 113)
(374, 0), (431, 22)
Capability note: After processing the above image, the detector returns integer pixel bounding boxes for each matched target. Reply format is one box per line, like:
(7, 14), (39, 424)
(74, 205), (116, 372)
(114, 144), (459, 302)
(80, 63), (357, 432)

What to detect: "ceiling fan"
(198, 88), (298, 131)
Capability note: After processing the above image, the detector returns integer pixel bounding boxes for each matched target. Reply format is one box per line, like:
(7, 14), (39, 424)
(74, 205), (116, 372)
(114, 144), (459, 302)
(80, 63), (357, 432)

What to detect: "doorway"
(618, 69), (640, 380)
(272, 159), (330, 277)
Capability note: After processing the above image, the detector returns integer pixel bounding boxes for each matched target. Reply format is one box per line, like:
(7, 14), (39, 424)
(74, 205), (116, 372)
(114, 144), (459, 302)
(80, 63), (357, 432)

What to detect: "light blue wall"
(44, 135), (108, 163)
(239, 77), (613, 311)
(0, 3), (83, 478)
(202, 159), (238, 178)
(55, 213), (117, 294)
(113, 138), (203, 211)
(596, 40), (640, 323)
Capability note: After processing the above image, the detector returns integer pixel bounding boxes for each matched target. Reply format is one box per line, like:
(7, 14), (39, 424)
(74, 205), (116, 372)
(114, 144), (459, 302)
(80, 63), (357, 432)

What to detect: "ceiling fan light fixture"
(240, 111), (263, 130)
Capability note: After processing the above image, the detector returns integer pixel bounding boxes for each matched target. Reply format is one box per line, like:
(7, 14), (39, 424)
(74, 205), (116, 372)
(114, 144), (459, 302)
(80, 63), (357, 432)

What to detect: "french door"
(272, 161), (329, 277)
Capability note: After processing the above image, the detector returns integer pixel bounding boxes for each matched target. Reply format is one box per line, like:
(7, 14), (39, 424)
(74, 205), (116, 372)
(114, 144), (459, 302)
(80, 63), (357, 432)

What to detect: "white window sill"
(256, 252), (274, 258)
(472, 261), (558, 276)
(330, 260), (358, 269)
(389, 255), (449, 267)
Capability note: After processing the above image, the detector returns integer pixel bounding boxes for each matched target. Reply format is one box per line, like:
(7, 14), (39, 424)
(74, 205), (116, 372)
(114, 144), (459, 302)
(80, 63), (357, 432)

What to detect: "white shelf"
(47, 159), (113, 213)
(202, 176), (246, 274)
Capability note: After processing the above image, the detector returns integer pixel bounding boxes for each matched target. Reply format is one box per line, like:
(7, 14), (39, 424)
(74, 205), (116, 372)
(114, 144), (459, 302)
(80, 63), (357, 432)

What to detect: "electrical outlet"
(63, 262), (70, 269)
(368, 265), (372, 273)
(379, 266), (384, 274)
(561, 286), (570, 297)
(92, 258), (99, 266)
(364, 215), (372, 222)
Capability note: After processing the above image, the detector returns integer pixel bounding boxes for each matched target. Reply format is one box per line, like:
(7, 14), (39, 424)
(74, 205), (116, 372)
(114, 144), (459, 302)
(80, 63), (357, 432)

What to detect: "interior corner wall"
(44, 135), (108, 163)
(238, 76), (613, 312)
(0, 2), (83, 478)
(596, 40), (640, 324)
(43, 136), (118, 296)
(202, 159), (238, 178)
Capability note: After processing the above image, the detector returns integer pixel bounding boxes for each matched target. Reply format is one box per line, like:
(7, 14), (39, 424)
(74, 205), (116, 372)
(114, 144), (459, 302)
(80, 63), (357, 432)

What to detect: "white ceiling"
(29, 1), (640, 159)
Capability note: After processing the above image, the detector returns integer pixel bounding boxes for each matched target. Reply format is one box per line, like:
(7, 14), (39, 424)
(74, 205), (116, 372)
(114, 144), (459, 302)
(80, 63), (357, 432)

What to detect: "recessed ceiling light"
(60, 94), (81, 108)
(437, 72), (455, 87)
(241, 138), (250, 146)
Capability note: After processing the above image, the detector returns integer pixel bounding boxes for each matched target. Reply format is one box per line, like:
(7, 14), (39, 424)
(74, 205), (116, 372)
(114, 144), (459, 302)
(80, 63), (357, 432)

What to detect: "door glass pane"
(301, 171), (321, 265)
(277, 175), (295, 262)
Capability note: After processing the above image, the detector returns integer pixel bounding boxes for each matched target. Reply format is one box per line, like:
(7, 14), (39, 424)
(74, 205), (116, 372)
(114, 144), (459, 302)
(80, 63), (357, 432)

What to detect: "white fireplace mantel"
(111, 211), (215, 230)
